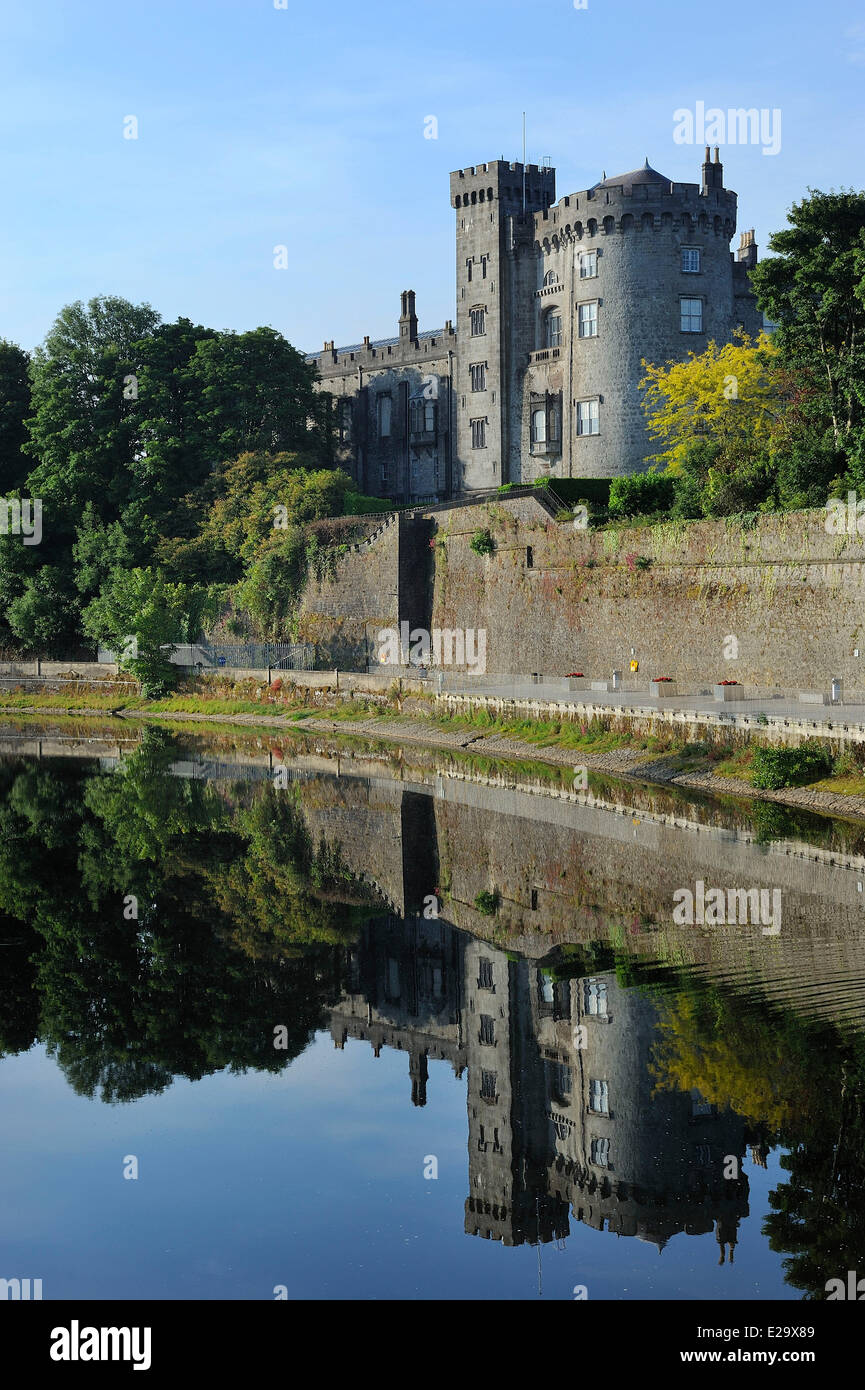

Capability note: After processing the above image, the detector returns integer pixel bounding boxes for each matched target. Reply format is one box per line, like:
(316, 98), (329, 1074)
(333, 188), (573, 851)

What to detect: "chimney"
(701, 145), (712, 195)
(399, 289), (418, 342)
(737, 228), (758, 270)
(712, 144), (724, 188)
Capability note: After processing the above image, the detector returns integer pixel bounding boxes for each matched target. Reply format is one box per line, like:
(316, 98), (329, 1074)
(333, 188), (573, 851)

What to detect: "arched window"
(410, 395), (437, 434)
(543, 270), (559, 286)
(531, 408), (547, 444)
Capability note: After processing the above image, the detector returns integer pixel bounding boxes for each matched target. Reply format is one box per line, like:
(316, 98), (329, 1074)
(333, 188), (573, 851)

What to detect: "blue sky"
(0, 0), (863, 355)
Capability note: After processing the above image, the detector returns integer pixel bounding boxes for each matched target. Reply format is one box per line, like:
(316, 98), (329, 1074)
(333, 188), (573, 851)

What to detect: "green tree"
(82, 567), (214, 694)
(189, 326), (330, 464)
(26, 296), (161, 524)
(750, 189), (865, 468)
(0, 338), (31, 492)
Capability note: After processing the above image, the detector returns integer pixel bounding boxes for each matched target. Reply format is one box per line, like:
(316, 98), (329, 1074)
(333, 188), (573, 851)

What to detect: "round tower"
(509, 150), (760, 482)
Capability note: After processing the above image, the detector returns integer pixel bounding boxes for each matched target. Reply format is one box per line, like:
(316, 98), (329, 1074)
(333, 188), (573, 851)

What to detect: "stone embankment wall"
(296, 496), (865, 695)
(294, 511), (402, 669)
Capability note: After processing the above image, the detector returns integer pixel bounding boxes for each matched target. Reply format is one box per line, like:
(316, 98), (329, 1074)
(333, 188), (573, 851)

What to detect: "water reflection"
(1, 725), (864, 1299)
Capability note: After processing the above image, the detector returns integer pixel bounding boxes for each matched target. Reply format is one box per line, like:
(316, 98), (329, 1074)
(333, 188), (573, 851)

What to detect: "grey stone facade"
(308, 148), (761, 500)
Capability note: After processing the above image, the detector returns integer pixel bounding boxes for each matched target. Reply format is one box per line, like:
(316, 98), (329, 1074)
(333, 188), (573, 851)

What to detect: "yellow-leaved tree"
(640, 330), (781, 472)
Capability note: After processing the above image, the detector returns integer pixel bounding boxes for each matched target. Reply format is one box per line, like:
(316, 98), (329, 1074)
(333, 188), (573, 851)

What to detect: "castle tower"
(450, 160), (556, 491)
(507, 152), (761, 481)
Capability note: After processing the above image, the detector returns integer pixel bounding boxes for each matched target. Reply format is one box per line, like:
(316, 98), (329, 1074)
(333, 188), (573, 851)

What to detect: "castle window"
(578, 301), (598, 338)
(590, 1137), (611, 1167)
(410, 397), (436, 435)
(466, 258), (472, 282)
(479, 1015), (495, 1045)
(471, 417), (488, 449)
(543, 270), (559, 286)
(532, 393), (562, 452)
(544, 311), (562, 348)
(550, 1062), (572, 1105)
(470, 307), (486, 336)
(583, 977), (608, 1016)
(480, 1070), (498, 1101)
(478, 957), (494, 989)
(377, 394), (392, 437)
(576, 399), (600, 436)
(481, 255), (488, 279)
(589, 1079), (609, 1114)
(680, 297), (703, 332)
(470, 362), (487, 392)
(682, 247), (702, 273)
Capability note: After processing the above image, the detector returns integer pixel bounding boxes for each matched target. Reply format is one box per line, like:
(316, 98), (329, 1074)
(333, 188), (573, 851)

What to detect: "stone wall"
(290, 494), (865, 695)
(294, 511), (401, 670)
(428, 500), (865, 693)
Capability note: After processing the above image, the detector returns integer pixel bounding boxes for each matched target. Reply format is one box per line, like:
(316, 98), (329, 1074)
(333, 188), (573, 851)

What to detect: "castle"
(308, 147), (762, 503)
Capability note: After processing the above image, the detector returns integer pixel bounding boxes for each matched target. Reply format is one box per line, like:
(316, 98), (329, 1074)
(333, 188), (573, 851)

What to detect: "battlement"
(451, 159), (556, 210)
(531, 178), (738, 247)
(307, 290), (457, 373)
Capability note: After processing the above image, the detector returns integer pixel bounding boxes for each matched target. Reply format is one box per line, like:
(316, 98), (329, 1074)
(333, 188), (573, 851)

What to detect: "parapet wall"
(294, 497), (865, 695)
(423, 501), (865, 693)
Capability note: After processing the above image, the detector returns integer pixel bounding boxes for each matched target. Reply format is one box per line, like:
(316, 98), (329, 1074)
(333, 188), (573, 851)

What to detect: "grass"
(0, 689), (392, 720)
(427, 707), (677, 755)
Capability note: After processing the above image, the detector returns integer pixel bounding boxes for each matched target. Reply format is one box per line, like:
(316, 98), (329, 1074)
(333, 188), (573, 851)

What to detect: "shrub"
(470, 528), (495, 557)
(750, 740), (833, 790)
(608, 469), (675, 519)
(474, 889), (500, 915)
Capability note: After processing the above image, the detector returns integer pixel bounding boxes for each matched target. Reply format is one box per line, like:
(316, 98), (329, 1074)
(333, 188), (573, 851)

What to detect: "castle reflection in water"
(330, 915), (755, 1256)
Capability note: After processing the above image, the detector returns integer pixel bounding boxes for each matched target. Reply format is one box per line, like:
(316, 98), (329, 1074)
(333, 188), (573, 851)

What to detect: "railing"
(171, 641), (316, 671)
